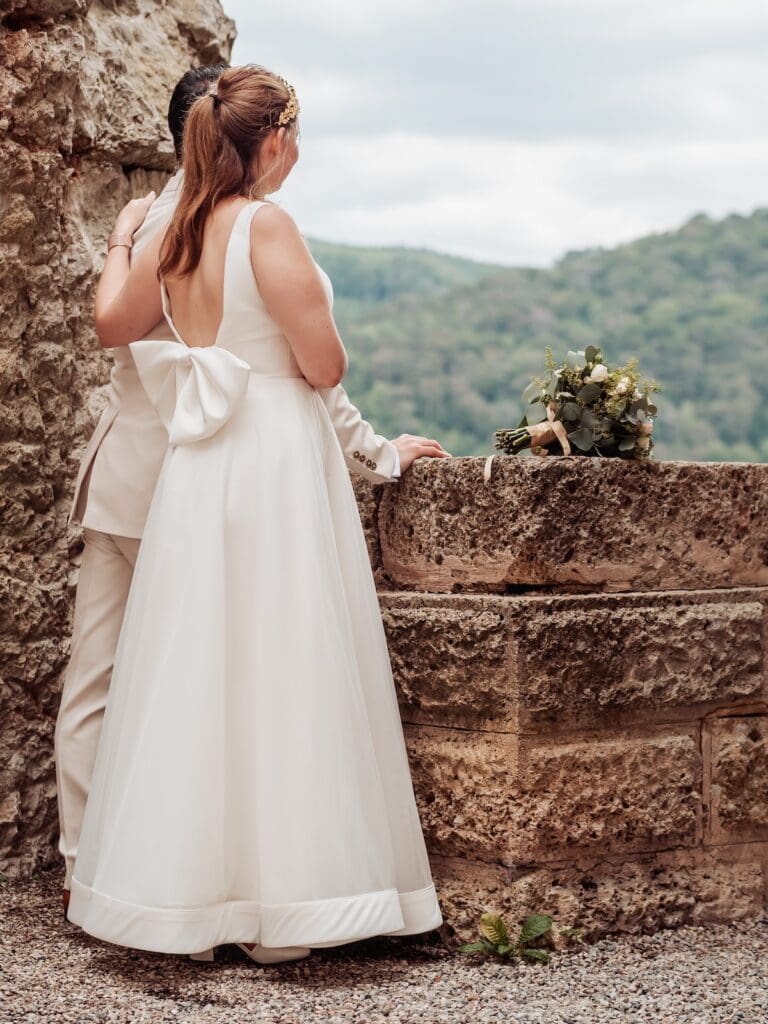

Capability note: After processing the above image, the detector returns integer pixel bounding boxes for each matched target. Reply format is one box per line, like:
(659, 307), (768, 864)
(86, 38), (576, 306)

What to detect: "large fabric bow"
(129, 340), (251, 446)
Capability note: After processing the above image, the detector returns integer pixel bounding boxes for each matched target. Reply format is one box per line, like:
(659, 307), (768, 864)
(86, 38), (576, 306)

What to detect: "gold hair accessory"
(276, 79), (300, 126)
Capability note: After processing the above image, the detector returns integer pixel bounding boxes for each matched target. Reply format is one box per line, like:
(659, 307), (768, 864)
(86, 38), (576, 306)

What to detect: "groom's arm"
(318, 385), (401, 484)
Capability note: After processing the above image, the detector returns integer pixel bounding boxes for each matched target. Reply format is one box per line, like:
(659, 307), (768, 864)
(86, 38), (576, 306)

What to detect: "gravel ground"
(1, 871), (767, 1024)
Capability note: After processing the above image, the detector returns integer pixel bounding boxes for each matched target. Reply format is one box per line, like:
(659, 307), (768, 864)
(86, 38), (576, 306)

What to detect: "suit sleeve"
(317, 384), (400, 484)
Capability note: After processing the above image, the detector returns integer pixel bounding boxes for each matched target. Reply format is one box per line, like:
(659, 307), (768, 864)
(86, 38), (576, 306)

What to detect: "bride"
(67, 64), (446, 964)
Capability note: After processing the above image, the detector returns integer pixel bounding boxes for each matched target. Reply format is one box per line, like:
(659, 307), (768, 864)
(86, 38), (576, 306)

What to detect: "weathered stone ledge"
(355, 458), (768, 593)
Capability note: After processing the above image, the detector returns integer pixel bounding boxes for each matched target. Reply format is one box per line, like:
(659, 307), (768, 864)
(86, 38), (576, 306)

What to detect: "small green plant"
(458, 911), (583, 965)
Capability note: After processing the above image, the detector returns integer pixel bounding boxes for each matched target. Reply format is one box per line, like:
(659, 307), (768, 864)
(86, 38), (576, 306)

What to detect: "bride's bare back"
(163, 197), (249, 350)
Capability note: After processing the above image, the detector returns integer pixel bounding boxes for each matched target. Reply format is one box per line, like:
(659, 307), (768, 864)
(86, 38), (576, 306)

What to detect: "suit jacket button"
(372, 462), (377, 469)
(366, 459), (373, 467)
(353, 450), (360, 458)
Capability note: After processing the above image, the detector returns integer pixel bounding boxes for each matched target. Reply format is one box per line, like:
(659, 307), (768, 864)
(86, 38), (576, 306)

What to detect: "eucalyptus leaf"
(576, 382), (601, 404)
(618, 436), (636, 451)
(546, 371), (560, 398)
(565, 350), (584, 369)
(648, 404), (658, 415)
(585, 345), (598, 362)
(580, 408), (596, 428)
(525, 402), (548, 425)
(522, 380), (542, 404)
(567, 426), (595, 451)
(562, 402), (580, 422)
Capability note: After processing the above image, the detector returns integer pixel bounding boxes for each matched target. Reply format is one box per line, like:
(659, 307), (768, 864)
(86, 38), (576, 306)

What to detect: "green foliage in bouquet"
(494, 346), (660, 459)
(458, 911), (583, 965)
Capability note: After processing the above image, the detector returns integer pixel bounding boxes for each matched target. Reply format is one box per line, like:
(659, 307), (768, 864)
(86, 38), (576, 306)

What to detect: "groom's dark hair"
(168, 64), (230, 161)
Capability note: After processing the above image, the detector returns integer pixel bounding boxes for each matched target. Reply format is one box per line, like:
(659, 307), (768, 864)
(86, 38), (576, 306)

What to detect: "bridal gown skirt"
(68, 370), (442, 954)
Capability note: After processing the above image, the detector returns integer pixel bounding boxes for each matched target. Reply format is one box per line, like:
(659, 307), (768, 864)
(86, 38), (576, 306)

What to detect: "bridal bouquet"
(494, 346), (660, 459)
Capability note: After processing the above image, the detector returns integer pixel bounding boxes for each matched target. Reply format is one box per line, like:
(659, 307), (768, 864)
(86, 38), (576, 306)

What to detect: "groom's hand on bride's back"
(392, 434), (451, 473)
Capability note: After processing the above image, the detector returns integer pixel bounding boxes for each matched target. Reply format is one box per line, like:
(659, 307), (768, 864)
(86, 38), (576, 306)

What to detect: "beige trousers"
(54, 528), (141, 889)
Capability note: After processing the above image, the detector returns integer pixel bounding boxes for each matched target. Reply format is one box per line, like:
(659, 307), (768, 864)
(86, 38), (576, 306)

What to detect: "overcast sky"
(226, 0), (768, 266)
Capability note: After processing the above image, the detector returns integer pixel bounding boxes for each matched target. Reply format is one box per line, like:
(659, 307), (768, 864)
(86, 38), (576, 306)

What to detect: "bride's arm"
(249, 204), (348, 389)
(94, 192), (165, 348)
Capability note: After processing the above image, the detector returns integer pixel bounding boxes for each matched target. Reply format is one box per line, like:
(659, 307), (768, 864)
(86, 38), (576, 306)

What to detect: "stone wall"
(1, 2), (766, 952)
(0, 0), (234, 877)
(354, 456), (768, 942)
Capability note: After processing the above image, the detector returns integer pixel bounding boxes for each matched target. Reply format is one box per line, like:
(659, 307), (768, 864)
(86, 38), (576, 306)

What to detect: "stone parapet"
(355, 458), (768, 942)
(371, 458), (768, 593)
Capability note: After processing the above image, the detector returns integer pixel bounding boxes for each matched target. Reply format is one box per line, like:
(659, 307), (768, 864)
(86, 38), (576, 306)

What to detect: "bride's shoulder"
(250, 201), (301, 238)
(248, 203), (308, 263)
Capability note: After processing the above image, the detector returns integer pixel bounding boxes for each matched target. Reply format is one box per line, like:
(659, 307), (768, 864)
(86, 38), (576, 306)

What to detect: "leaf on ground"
(522, 947), (551, 964)
(479, 912), (510, 947)
(518, 913), (553, 944)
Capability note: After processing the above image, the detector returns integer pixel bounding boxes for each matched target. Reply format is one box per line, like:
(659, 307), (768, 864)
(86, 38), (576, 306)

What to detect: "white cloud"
(278, 133), (768, 264)
(223, 0), (768, 264)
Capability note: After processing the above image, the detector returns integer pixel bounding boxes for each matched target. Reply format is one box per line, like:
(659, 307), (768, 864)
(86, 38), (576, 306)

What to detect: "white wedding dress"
(67, 201), (442, 954)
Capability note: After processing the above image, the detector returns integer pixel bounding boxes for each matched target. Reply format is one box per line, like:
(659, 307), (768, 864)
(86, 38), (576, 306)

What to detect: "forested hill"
(309, 210), (768, 462)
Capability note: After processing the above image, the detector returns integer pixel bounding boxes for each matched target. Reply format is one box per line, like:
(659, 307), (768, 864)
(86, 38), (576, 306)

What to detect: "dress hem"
(68, 877), (443, 954)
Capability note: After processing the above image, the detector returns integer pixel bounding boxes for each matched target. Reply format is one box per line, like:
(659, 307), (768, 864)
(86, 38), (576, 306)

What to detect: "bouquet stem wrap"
(528, 403), (572, 456)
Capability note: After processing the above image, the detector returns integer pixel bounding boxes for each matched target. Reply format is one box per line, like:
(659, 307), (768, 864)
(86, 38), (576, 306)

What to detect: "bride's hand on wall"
(392, 434), (451, 472)
(113, 190), (156, 236)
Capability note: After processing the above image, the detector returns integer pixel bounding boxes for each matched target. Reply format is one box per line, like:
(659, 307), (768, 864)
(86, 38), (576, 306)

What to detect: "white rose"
(587, 363), (608, 383)
(638, 420), (653, 436)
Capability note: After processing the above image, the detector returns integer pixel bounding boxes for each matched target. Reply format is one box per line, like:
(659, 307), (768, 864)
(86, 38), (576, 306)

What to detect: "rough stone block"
(516, 594), (765, 731)
(351, 476), (384, 581)
(380, 596), (513, 728)
(406, 725), (702, 864)
(378, 457), (768, 593)
(381, 590), (766, 732)
(707, 714), (768, 844)
(431, 845), (766, 944)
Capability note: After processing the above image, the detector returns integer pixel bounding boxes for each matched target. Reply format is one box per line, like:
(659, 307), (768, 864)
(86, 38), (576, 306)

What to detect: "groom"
(55, 64), (448, 912)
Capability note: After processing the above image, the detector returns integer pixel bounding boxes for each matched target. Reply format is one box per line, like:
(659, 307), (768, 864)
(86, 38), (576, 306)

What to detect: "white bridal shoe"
(189, 944), (311, 964)
(236, 943), (311, 965)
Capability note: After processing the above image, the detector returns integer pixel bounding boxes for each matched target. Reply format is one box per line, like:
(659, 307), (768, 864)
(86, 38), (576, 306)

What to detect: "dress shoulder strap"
(221, 200), (273, 308)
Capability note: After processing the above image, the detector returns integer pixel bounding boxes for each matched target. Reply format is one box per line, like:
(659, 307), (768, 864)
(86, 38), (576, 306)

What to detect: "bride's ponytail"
(159, 65), (299, 279)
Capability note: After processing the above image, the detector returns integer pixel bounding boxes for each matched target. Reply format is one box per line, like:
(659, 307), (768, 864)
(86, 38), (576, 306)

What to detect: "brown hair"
(159, 64), (299, 278)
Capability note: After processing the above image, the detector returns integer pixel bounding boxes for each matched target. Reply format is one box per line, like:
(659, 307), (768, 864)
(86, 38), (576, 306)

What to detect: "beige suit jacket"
(70, 172), (399, 539)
